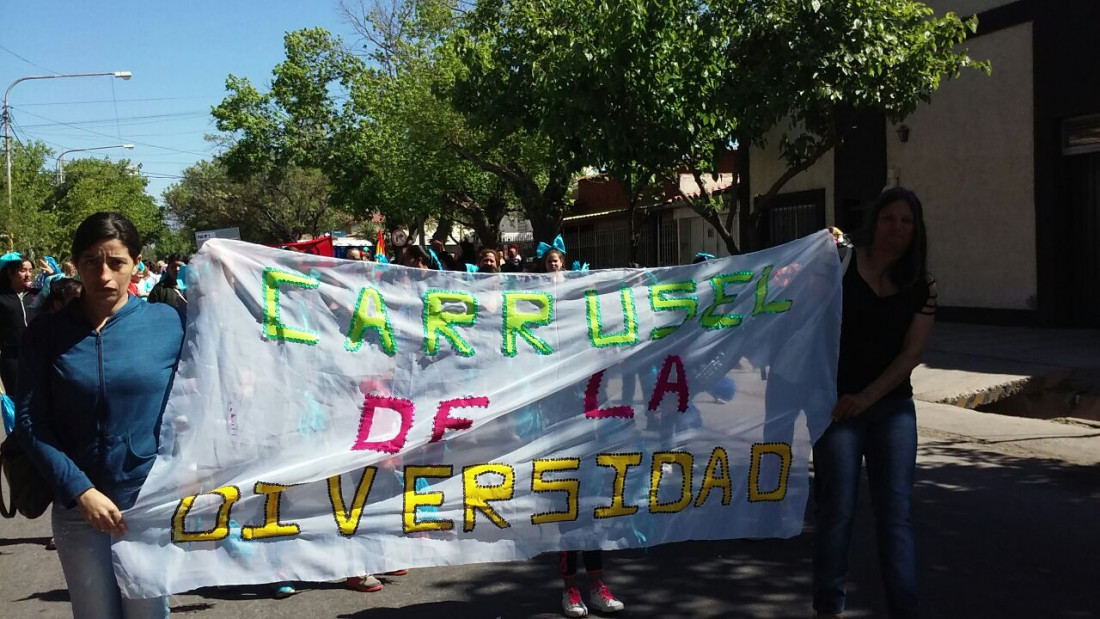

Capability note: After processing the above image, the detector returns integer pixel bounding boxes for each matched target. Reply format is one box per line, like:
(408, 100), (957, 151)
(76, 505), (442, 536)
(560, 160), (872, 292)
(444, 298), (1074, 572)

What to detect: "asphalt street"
(3, 405), (1098, 619)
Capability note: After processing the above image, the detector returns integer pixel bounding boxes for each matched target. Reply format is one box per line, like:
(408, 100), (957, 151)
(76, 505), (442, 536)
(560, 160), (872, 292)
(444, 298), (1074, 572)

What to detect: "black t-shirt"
(837, 253), (935, 399)
(0, 290), (38, 357)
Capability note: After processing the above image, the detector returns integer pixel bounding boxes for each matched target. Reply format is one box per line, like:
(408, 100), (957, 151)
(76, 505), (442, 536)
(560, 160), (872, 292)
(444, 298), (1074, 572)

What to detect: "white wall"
(887, 22), (1035, 309)
(673, 209), (734, 264)
(749, 126), (836, 226)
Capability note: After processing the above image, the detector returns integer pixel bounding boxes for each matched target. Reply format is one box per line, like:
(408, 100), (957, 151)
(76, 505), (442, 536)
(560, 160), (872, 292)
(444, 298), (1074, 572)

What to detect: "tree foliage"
(451, 0), (985, 253)
(51, 157), (162, 242)
(162, 159), (355, 245)
(3, 141), (61, 254)
(3, 140), (163, 259)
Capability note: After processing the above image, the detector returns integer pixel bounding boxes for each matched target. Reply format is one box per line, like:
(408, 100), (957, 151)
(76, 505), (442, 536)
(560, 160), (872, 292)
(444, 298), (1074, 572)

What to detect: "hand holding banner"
(114, 231), (841, 598)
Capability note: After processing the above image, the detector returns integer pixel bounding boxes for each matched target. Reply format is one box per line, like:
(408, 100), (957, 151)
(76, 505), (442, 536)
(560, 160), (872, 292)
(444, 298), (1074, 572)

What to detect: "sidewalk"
(911, 321), (1100, 466)
(912, 321), (1100, 408)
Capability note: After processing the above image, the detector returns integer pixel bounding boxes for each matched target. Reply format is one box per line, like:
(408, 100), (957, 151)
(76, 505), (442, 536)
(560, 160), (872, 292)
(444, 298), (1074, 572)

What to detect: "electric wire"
(17, 96), (221, 107)
(11, 108), (211, 156)
(110, 79), (122, 141)
(0, 43), (60, 75)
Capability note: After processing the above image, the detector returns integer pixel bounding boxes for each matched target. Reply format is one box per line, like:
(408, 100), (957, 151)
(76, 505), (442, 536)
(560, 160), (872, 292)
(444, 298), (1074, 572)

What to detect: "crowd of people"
(1, 185), (935, 618)
(339, 239), (531, 274)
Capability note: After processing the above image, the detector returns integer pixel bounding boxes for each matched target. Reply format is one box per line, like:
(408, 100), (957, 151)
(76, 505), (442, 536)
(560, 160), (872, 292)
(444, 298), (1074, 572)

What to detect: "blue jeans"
(812, 396), (918, 618)
(52, 504), (169, 619)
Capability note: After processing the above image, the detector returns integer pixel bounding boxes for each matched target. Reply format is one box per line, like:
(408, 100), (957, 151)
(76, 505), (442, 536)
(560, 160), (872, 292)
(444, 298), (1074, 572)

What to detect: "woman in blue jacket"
(17, 212), (184, 619)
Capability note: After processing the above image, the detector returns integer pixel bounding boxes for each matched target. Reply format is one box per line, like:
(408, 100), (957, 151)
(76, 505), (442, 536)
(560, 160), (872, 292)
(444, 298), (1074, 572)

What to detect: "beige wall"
(887, 22), (1035, 309)
(749, 127), (837, 226)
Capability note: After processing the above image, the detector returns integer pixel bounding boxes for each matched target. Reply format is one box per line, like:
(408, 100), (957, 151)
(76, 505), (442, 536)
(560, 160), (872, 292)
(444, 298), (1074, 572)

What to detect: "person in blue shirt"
(17, 212), (184, 619)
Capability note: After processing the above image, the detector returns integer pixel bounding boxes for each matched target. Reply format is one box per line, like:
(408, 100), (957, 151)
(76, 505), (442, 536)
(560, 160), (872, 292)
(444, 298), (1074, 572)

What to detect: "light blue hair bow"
(0, 251), (23, 264)
(571, 260), (589, 272)
(176, 265), (188, 292)
(535, 234), (566, 259)
(695, 252), (715, 261)
(426, 247), (445, 271)
(465, 263), (479, 273)
(374, 253), (389, 264)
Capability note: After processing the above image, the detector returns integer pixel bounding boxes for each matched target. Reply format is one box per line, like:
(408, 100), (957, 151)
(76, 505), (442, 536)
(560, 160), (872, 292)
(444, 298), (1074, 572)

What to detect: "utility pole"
(3, 71), (132, 246)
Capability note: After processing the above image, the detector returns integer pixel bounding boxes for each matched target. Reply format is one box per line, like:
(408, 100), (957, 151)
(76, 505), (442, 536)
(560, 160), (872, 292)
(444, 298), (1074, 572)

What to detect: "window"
(1062, 114), (1100, 156)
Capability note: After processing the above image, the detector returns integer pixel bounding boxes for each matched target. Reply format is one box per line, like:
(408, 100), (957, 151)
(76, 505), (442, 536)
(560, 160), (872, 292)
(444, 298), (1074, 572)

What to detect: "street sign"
(195, 227), (241, 248)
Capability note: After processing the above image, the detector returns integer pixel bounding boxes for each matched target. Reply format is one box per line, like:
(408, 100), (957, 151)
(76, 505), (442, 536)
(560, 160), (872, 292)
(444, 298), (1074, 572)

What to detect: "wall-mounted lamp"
(896, 124), (911, 143)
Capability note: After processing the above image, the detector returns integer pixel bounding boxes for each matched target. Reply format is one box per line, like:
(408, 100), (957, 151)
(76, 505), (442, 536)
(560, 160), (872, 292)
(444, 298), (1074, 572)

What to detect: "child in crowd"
(542, 247), (625, 617)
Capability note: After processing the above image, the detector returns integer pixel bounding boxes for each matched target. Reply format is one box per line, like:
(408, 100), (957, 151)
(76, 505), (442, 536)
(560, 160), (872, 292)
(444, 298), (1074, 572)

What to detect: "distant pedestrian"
(147, 253), (188, 312)
(456, 240), (477, 271)
(500, 243), (523, 272)
(477, 248), (500, 273)
(0, 253), (38, 395)
(402, 246), (434, 270)
(812, 188), (937, 619)
(541, 245), (625, 617)
(136, 261), (158, 297)
(40, 278), (83, 314)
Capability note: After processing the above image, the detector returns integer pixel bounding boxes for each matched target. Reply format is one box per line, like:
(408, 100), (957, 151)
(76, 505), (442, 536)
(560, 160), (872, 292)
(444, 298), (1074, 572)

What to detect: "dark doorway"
(1063, 150), (1100, 326)
(834, 109), (888, 233)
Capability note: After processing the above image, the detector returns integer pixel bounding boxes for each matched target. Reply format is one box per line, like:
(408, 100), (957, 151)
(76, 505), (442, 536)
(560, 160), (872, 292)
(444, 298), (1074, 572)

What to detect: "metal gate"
(757, 188), (826, 248)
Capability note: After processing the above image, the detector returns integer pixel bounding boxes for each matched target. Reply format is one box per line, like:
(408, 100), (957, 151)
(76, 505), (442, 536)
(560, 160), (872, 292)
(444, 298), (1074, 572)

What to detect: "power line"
(13, 110), (211, 129)
(16, 96), (222, 107)
(0, 43), (60, 75)
(9, 118), (67, 151)
(10, 108), (212, 156)
(142, 173), (186, 180)
(110, 79), (122, 141)
(109, 129), (214, 137)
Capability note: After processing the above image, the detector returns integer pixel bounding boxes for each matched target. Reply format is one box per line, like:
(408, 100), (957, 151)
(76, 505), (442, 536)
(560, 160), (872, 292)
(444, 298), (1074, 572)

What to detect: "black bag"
(0, 433), (52, 519)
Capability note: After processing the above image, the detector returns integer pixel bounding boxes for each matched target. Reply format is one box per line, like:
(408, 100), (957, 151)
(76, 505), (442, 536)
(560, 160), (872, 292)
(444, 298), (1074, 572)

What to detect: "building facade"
(749, 0), (1100, 326)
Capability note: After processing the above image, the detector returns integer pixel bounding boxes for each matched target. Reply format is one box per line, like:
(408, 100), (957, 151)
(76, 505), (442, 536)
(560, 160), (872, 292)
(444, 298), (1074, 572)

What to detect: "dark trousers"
(1, 356), (19, 396)
(559, 550), (603, 578)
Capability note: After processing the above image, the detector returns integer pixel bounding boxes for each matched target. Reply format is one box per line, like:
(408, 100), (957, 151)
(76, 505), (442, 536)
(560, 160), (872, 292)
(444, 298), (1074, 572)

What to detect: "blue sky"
(1, 1), (359, 201)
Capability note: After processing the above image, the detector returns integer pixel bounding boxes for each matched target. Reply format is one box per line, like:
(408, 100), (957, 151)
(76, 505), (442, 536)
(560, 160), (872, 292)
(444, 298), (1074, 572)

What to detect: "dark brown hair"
(71, 212), (142, 261)
(854, 187), (928, 289)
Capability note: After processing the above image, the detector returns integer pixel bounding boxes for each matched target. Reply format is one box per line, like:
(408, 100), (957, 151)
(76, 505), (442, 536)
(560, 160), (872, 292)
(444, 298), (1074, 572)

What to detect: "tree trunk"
(526, 206), (563, 245)
(682, 169), (742, 257)
(622, 173), (642, 266)
(448, 141), (572, 245)
(481, 191), (508, 249)
(432, 219), (454, 244)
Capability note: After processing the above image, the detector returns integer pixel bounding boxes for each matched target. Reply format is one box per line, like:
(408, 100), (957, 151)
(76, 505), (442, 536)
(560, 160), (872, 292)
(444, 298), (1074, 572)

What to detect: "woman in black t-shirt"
(812, 188), (937, 619)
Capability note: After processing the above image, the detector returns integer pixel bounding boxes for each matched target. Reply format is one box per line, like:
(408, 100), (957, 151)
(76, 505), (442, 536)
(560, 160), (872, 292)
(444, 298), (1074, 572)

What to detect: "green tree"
(340, 0), (536, 248)
(453, 0), (985, 254)
(3, 140), (63, 255)
(144, 226), (196, 261)
(725, 0), (984, 248)
(162, 159), (354, 245)
(48, 157), (163, 246)
(212, 28), (362, 240)
(3, 141), (167, 259)
(447, 9), (584, 244)
(455, 0), (725, 261)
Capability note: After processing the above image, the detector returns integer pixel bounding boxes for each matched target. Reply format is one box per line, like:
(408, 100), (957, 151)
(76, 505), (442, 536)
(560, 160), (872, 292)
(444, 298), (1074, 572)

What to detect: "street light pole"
(3, 70), (132, 246)
(56, 144), (135, 184)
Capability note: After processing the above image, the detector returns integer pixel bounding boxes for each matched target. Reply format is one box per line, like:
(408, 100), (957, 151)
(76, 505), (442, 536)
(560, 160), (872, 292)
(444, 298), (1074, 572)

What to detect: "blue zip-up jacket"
(16, 295), (184, 510)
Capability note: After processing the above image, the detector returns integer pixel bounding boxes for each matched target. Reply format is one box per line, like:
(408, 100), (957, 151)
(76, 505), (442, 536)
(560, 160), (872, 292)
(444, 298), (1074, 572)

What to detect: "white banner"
(114, 231), (841, 598)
